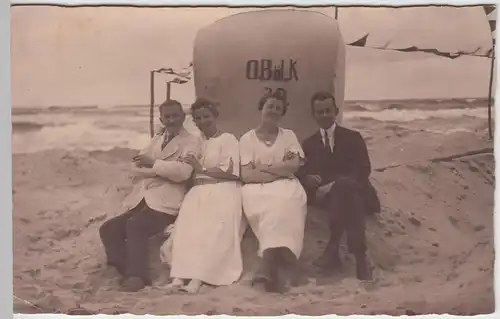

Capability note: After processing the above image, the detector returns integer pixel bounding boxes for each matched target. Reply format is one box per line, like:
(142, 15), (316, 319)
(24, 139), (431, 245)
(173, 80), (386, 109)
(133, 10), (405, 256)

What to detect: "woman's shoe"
(180, 279), (202, 294)
(165, 278), (184, 291)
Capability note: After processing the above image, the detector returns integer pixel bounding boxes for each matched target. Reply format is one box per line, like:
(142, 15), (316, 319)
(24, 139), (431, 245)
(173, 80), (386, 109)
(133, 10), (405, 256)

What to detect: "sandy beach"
(12, 101), (495, 315)
(11, 5), (496, 315)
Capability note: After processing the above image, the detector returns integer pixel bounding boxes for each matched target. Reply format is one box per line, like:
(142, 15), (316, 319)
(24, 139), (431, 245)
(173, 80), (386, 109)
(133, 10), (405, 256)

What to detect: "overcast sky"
(11, 5), (494, 107)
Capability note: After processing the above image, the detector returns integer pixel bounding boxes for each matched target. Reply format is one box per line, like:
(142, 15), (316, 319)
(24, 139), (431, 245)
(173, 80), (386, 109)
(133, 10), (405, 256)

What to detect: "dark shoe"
(251, 267), (270, 286)
(264, 273), (286, 294)
(356, 265), (372, 281)
(121, 276), (146, 292)
(279, 257), (307, 288)
(289, 265), (308, 287)
(313, 253), (343, 270)
(264, 279), (286, 293)
(355, 254), (372, 281)
(107, 263), (126, 277)
(264, 264), (286, 294)
(251, 267), (286, 293)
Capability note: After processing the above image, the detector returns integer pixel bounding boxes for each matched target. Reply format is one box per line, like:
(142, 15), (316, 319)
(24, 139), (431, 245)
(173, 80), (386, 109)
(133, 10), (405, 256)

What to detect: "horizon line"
(11, 96), (494, 109)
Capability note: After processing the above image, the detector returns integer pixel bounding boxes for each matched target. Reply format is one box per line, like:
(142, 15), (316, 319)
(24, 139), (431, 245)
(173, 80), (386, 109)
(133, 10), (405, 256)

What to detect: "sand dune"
(12, 116), (494, 315)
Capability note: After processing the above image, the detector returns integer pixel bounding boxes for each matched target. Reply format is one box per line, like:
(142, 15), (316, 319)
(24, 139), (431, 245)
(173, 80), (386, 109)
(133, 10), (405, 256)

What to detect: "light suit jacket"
(123, 127), (203, 215)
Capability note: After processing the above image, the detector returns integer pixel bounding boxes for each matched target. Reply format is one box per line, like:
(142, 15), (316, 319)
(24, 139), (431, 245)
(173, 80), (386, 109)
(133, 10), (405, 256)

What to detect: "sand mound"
(12, 137), (494, 315)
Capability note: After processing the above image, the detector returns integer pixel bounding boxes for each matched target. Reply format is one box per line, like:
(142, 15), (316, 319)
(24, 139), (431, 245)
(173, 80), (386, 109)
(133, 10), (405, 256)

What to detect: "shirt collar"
(321, 122), (336, 139)
(164, 127), (186, 139)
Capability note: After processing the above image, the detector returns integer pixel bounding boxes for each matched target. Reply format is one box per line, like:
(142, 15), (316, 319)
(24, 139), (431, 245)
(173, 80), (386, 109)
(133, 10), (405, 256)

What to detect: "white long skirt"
(242, 178), (308, 259)
(169, 182), (244, 286)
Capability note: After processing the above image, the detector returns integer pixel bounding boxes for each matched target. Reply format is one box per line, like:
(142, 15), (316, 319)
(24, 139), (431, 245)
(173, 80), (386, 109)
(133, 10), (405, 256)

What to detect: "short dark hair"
(258, 88), (289, 115)
(310, 91), (338, 113)
(190, 97), (219, 117)
(159, 99), (183, 113)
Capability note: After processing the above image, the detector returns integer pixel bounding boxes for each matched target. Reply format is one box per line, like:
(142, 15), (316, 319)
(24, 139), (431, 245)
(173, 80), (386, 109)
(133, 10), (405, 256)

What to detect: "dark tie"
(323, 132), (332, 154)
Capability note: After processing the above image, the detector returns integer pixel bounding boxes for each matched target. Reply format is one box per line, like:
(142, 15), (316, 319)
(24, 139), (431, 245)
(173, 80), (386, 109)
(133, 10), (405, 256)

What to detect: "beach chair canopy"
(193, 9), (346, 141)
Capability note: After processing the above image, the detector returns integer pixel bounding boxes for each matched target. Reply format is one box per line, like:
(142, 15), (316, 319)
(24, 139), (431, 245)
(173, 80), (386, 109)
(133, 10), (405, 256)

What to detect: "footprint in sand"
(23, 268), (41, 278)
(27, 234), (42, 244)
(428, 250), (439, 258)
(408, 257), (425, 264)
(408, 217), (421, 227)
(18, 217), (30, 224)
(473, 225), (485, 232)
(446, 272), (459, 281)
(448, 216), (459, 227)
(52, 228), (82, 241)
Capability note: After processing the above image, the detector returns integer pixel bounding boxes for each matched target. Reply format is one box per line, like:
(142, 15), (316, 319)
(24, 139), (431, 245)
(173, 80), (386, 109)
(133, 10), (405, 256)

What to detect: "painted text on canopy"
(245, 59), (299, 82)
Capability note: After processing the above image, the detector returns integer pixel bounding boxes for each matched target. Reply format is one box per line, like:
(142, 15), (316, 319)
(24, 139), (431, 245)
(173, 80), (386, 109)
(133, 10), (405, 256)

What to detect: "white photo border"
(3, 1), (498, 318)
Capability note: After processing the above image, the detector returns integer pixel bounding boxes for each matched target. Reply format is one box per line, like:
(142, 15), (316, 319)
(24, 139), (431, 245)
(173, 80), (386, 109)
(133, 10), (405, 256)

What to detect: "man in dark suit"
(296, 91), (380, 280)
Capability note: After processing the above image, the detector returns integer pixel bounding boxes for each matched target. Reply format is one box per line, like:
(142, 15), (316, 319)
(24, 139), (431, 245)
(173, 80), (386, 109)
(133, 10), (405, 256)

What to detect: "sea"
(11, 98), (493, 155)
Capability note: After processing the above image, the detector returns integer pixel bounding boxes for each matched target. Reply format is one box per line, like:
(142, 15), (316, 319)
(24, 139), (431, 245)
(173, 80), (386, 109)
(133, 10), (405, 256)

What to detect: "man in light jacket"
(99, 99), (202, 292)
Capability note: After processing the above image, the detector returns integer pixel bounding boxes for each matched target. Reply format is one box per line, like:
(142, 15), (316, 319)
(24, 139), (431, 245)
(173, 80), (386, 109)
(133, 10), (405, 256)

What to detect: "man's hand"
(283, 151), (298, 161)
(129, 166), (156, 182)
(303, 174), (322, 189)
(316, 181), (335, 201)
(251, 160), (269, 171)
(129, 173), (143, 183)
(181, 153), (203, 173)
(133, 154), (155, 168)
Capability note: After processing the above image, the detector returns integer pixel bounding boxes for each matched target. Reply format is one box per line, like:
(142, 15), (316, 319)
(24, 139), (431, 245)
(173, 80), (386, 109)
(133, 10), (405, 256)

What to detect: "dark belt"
(193, 179), (239, 186)
(243, 177), (294, 185)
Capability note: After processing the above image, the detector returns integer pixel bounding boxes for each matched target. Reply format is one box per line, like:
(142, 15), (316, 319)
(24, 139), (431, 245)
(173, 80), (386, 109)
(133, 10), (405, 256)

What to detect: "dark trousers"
(254, 246), (298, 292)
(320, 176), (367, 259)
(99, 199), (176, 284)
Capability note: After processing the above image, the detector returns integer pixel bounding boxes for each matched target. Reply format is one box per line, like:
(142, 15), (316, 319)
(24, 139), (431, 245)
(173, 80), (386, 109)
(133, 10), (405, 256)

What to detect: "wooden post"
(166, 81), (172, 101)
(335, 6), (338, 20)
(150, 70), (155, 138)
(487, 45), (495, 140)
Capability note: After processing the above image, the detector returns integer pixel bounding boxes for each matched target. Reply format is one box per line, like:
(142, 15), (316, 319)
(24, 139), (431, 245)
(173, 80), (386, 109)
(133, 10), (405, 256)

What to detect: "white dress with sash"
(169, 133), (245, 286)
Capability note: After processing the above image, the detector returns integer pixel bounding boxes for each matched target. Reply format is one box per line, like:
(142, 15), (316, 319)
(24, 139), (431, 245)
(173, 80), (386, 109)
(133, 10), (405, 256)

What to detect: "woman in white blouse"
(239, 88), (307, 293)
(168, 98), (244, 294)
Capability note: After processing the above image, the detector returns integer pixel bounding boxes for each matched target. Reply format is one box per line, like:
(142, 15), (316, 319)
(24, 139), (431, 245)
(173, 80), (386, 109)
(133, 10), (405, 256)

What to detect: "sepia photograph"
(11, 3), (495, 316)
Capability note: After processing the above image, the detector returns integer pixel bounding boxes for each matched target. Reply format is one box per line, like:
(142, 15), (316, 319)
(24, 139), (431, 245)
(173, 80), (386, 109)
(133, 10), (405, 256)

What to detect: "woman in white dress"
(168, 98), (244, 293)
(240, 88), (308, 293)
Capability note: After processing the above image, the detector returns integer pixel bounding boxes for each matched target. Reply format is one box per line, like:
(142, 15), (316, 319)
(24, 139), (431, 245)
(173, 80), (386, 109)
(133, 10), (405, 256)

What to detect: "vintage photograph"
(11, 4), (495, 316)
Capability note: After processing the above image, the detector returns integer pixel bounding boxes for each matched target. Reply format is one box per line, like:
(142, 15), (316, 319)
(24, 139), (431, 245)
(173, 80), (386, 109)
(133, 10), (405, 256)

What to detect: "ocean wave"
(11, 107), (490, 154)
(12, 122), (152, 154)
(13, 98), (489, 116)
(12, 118), (200, 155)
(12, 118), (77, 134)
(111, 104), (150, 109)
(12, 105), (99, 115)
(346, 99), (488, 112)
(344, 107), (491, 122)
(424, 127), (484, 135)
(12, 122), (49, 133)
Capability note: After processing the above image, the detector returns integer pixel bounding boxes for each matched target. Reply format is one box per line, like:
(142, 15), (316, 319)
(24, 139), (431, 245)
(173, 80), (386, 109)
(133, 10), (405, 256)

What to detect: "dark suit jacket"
(296, 125), (381, 215)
